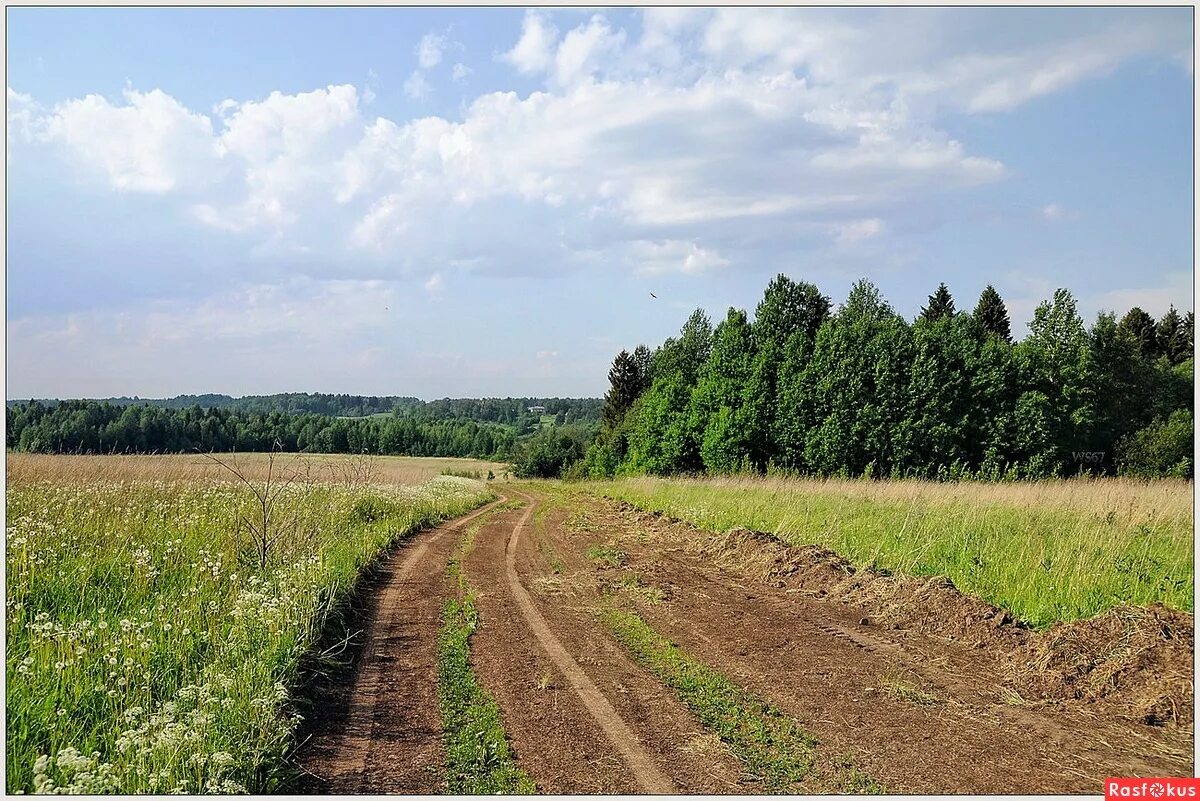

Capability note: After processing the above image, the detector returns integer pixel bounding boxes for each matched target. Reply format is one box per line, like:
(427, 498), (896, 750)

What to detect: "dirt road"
(296, 484), (1193, 793)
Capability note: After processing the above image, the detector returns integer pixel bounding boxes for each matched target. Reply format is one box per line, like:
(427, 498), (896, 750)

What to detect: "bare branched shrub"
(200, 449), (317, 571)
(323, 451), (380, 490)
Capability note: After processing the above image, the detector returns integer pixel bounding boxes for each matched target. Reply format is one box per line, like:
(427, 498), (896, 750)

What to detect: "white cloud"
(835, 218), (884, 245)
(44, 88), (220, 192)
(630, 240), (730, 276)
(6, 8), (1189, 286)
(1041, 202), (1078, 221)
(424, 273), (444, 294)
(7, 88), (42, 147)
(553, 15), (626, 86)
(404, 71), (432, 100)
(417, 32), (446, 70)
(502, 11), (558, 75)
(536, 349), (559, 360)
(451, 63), (473, 83)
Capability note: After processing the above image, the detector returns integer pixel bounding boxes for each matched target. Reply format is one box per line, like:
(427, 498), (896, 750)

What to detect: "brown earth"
(295, 498), (507, 793)
(294, 485), (1194, 794)
(615, 503), (1195, 728)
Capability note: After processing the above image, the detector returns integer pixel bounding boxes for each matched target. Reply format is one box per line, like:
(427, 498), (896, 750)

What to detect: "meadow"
(6, 452), (509, 486)
(5, 454), (493, 793)
(594, 475), (1193, 627)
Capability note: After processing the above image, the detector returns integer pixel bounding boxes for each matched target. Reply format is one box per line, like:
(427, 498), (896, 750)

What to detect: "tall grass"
(6, 472), (492, 793)
(6, 452), (509, 487)
(594, 476), (1193, 627)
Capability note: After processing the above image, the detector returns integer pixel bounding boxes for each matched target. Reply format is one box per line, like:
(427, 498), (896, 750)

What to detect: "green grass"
(442, 468), (484, 480)
(5, 474), (492, 794)
(437, 510), (535, 794)
(602, 608), (879, 794)
(593, 476), (1193, 627)
(585, 544), (627, 568)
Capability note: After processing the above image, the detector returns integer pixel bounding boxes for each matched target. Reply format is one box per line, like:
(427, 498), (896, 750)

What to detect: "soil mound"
(616, 502), (1193, 728)
(1014, 604), (1194, 726)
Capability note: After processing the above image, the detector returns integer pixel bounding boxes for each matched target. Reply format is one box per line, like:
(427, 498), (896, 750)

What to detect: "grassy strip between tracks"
(602, 607), (881, 794)
(437, 503), (536, 794)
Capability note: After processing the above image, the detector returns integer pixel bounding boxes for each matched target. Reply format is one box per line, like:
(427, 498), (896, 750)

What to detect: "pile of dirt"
(1012, 604), (1194, 726)
(615, 502), (1194, 728)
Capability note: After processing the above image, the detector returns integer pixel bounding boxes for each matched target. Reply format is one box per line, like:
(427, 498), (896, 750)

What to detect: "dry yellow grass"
(6, 452), (509, 487)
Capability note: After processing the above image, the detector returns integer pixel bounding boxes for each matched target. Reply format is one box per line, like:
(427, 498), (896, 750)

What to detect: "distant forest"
(5, 396), (603, 459)
(571, 275), (1193, 481)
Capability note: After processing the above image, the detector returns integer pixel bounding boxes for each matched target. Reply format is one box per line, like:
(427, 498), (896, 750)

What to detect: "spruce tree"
(920, 283), (956, 322)
(601, 351), (642, 430)
(973, 285), (1011, 342)
(1157, 306), (1190, 364)
(1117, 307), (1159, 359)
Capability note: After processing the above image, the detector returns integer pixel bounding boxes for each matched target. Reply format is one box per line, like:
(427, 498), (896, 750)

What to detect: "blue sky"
(6, 7), (1194, 399)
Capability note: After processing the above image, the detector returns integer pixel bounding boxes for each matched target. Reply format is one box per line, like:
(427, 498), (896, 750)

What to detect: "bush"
(1116, 409), (1194, 478)
(511, 425), (591, 478)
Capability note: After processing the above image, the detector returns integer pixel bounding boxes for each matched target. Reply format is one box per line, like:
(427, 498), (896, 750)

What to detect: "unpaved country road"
(297, 497), (508, 793)
(296, 484), (1193, 793)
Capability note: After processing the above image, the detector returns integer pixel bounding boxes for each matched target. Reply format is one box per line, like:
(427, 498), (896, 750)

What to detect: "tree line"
(5, 402), (516, 459)
(577, 276), (1192, 480)
(6, 393), (603, 424)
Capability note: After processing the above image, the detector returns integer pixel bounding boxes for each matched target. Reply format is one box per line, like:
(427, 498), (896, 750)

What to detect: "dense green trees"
(7, 394), (603, 426)
(511, 423), (596, 478)
(6, 401), (516, 459)
(586, 274), (1193, 480)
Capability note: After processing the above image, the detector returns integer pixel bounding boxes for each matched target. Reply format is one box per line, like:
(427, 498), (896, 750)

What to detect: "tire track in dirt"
(502, 490), (677, 793)
(545, 489), (1192, 793)
(297, 496), (506, 793)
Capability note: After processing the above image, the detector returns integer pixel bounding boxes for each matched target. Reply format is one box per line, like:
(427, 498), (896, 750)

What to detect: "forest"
(579, 276), (1193, 481)
(5, 393), (602, 424)
(4, 402), (520, 459)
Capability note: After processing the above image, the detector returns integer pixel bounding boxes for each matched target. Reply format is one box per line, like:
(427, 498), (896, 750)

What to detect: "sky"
(5, 6), (1194, 399)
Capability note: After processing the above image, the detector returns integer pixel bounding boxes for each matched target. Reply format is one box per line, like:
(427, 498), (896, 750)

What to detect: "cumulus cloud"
(417, 32), (446, 69)
(403, 70), (432, 100)
(553, 15), (626, 86)
(630, 240), (730, 276)
(43, 88), (220, 192)
(451, 63), (472, 83)
(502, 10), (558, 74)
(7, 88), (42, 149)
(6, 7), (1189, 288)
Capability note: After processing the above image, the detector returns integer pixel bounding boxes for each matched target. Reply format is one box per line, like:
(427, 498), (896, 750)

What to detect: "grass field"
(591, 476), (1193, 627)
(6, 452), (509, 487)
(6, 455), (493, 793)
